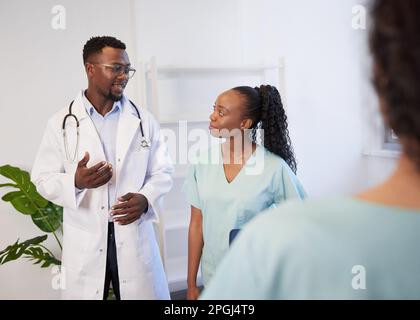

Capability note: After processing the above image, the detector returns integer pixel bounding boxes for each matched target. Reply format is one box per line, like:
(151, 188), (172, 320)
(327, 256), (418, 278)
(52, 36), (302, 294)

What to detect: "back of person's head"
(232, 85), (297, 173)
(82, 36), (126, 64)
(370, 0), (420, 168)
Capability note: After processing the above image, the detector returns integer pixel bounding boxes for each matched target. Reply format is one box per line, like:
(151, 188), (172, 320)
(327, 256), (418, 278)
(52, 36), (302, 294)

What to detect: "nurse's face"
(209, 90), (249, 138)
(86, 47), (130, 101)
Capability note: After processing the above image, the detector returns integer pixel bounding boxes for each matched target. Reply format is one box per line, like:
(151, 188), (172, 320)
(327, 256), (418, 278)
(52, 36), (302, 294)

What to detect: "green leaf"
(2, 191), (38, 215)
(0, 165), (48, 208)
(0, 235), (61, 268)
(0, 241), (18, 264)
(24, 247), (61, 268)
(0, 164), (63, 252)
(0, 165), (63, 231)
(0, 236), (46, 264)
(2, 191), (23, 202)
(0, 183), (18, 188)
(31, 202), (63, 233)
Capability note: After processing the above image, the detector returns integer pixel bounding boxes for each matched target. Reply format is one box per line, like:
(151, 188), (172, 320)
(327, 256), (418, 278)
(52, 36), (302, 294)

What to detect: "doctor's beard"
(107, 91), (123, 102)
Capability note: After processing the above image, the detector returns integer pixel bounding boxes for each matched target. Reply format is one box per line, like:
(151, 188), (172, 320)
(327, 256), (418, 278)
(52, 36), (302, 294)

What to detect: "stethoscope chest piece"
(140, 136), (151, 148)
(137, 113), (151, 149)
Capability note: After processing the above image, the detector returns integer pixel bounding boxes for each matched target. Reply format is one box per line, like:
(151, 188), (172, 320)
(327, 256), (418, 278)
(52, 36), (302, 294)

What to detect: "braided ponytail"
(233, 85), (297, 173)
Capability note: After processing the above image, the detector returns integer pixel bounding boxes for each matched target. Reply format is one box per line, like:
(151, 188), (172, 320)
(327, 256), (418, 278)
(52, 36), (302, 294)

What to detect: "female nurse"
(184, 85), (306, 299)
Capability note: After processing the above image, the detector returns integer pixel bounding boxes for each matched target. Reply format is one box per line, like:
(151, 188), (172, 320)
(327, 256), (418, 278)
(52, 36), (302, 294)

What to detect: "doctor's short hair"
(83, 36), (126, 64)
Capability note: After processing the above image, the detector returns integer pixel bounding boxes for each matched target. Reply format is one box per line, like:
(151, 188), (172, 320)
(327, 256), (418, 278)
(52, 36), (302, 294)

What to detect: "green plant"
(0, 165), (62, 268)
(0, 164), (116, 299)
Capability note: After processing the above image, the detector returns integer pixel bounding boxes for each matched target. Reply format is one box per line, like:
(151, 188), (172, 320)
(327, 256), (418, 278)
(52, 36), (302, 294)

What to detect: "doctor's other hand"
(75, 152), (113, 189)
(111, 193), (149, 225)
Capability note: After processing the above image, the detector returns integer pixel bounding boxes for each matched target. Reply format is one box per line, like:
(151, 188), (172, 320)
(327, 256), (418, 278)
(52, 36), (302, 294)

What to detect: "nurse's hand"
(187, 286), (201, 300)
(75, 152), (113, 189)
(111, 193), (149, 225)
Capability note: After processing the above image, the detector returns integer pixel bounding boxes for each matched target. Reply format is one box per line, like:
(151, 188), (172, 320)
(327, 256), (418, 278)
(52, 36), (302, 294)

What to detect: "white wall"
(0, 0), (397, 299)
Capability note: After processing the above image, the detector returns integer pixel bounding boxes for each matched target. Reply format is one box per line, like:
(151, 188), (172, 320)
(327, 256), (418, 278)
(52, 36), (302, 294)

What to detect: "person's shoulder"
(46, 103), (74, 129)
(261, 146), (291, 169)
(229, 199), (329, 269)
(47, 91), (85, 125)
(235, 197), (420, 299)
(271, 197), (370, 220)
(271, 197), (344, 216)
(242, 197), (356, 241)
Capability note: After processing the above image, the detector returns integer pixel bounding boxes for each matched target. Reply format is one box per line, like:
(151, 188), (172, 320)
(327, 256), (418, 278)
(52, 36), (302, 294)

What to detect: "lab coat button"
(96, 290), (100, 294)
(101, 206), (105, 210)
(118, 158), (121, 162)
(99, 248), (103, 253)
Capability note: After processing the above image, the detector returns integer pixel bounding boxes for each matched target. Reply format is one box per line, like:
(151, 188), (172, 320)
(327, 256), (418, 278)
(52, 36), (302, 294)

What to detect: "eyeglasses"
(94, 63), (136, 79)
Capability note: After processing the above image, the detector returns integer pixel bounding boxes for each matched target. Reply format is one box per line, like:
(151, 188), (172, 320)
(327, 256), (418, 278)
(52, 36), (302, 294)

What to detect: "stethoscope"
(62, 99), (151, 162)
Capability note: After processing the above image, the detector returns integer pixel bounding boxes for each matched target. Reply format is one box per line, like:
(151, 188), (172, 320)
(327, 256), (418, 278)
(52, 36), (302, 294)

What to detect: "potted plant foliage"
(0, 165), (62, 268)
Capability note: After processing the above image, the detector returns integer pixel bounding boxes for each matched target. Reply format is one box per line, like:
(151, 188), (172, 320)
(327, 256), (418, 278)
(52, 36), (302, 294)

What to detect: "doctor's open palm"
(75, 152), (113, 189)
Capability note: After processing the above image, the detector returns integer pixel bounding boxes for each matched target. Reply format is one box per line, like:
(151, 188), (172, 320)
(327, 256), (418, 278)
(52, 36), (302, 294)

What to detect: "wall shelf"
(165, 256), (203, 292)
(161, 209), (188, 226)
(362, 149), (400, 159)
(162, 211), (202, 292)
(142, 57), (286, 124)
(148, 64), (280, 73)
(157, 208), (190, 292)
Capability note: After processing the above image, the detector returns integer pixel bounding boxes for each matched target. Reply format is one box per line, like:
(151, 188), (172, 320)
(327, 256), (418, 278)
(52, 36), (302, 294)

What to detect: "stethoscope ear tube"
(62, 100), (79, 130)
(62, 100), (80, 162)
(62, 98), (151, 162)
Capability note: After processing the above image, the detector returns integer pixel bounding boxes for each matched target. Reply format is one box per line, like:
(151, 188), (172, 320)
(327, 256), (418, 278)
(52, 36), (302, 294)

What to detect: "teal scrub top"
(201, 198), (420, 299)
(183, 144), (306, 286)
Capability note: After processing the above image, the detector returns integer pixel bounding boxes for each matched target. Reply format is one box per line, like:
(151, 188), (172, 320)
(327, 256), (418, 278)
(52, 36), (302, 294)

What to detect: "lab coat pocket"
(136, 221), (159, 266)
(62, 223), (91, 273)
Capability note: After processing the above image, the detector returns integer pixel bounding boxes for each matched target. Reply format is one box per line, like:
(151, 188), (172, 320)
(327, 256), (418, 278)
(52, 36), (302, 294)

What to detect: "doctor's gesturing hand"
(111, 193), (148, 225)
(75, 152), (113, 189)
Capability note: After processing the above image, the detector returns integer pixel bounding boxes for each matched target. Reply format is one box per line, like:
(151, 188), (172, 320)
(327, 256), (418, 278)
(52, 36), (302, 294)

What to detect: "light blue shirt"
(82, 91), (121, 220)
(183, 144), (306, 286)
(201, 197), (420, 299)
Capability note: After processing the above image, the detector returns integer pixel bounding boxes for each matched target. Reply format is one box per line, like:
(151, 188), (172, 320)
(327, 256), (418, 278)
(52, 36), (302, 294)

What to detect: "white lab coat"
(31, 91), (174, 300)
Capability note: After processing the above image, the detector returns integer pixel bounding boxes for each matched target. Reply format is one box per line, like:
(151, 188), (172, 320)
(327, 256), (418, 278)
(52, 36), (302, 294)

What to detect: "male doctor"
(31, 36), (173, 300)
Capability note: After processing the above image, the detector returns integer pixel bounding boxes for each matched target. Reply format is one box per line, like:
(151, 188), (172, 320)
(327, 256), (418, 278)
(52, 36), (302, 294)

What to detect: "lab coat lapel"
(116, 97), (141, 168)
(71, 91), (106, 162)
